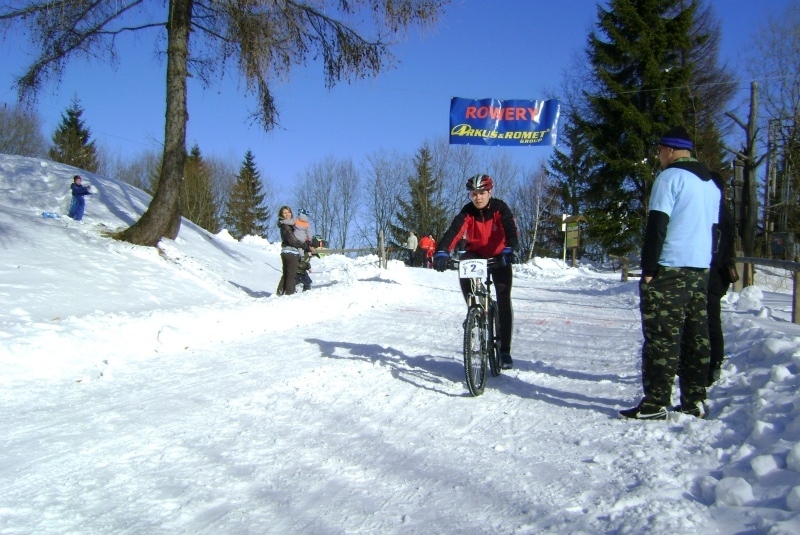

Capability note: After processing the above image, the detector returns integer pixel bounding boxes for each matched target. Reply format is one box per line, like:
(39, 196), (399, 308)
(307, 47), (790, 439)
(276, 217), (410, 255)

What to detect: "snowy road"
(1, 264), (725, 534)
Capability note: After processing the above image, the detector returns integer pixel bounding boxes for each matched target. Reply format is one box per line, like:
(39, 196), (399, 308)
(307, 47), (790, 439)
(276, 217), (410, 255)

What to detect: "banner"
(449, 98), (560, 147)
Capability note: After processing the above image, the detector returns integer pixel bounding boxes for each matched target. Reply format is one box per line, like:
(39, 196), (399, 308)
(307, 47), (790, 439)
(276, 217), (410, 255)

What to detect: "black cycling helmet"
(466, 174), (493, 192)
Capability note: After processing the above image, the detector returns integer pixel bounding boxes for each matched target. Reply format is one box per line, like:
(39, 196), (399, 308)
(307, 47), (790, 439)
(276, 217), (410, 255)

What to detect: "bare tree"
(359, 149), (410, 250)
(512, 165), (558, 260)
(0, 102), (48, 157)
(112, 150), (162, 194)
(292, 157), (360, 249)
(1, 0), (447, 246)
(486, 151), (520, 200)
(294, 156), (337, 248)
(430, 137), (480, 220)
(745, 2), (800, 245)
(331, 159), (360, 250)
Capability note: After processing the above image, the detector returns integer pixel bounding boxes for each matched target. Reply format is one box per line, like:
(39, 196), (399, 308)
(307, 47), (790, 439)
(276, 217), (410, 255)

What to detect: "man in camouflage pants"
(620, 127), (721, 420)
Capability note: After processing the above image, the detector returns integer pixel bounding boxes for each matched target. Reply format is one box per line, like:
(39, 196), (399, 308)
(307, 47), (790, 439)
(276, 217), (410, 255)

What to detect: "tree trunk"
(529, 196), (541, 261)
(743, 82), (759, 260)
(114, 0), (191, 246)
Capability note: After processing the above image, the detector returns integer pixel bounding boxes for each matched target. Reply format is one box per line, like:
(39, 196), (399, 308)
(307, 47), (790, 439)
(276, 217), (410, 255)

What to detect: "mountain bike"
(458, 257), (502, 396)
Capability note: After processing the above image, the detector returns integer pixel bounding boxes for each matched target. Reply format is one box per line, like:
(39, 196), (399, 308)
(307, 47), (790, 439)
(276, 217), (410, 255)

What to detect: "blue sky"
(0, 0), (793, 189)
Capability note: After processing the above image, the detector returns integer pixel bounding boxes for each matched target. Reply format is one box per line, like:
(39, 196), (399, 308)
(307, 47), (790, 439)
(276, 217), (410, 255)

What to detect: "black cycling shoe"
(500, 353), (513, 370)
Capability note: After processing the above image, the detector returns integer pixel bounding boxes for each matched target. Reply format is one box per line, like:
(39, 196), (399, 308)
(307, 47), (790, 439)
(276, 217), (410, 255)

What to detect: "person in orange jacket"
(418, 233), (433, 268)
(425, 235), (436, 268)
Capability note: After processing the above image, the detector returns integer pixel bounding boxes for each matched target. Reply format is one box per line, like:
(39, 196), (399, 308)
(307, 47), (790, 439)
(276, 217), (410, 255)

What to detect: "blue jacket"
(71, 183), (92, 198)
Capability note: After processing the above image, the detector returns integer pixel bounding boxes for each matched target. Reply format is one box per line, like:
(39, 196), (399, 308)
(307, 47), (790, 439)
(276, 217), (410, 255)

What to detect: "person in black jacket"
(432, 173), (520, 369)
(680, 172), (736, 387)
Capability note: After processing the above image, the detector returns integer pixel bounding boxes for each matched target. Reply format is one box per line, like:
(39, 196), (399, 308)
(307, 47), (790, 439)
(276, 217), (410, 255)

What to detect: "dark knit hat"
(659, 126), (693, 151)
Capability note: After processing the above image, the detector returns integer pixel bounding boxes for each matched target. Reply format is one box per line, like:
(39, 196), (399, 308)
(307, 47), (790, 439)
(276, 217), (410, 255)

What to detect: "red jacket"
(419, 235), (434, 253)
(439, 198), (519, 258)
(426, 238), (436, 257)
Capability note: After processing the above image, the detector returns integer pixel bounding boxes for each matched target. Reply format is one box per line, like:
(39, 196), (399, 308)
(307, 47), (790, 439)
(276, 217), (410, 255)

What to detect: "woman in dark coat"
(277, 206), (311, 296)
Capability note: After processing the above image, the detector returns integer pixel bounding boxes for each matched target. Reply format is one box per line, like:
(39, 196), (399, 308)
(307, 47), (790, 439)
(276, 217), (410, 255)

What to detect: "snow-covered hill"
(3, 153), (800, 534)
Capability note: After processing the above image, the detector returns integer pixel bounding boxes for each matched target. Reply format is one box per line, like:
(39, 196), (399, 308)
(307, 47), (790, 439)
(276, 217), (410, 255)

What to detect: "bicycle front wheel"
(463, 305), (487, 396)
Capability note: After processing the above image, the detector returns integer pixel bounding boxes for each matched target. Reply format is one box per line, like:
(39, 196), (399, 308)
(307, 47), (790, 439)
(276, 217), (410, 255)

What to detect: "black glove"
(501, 247), (519, 266)
(432, 251), (450, 272)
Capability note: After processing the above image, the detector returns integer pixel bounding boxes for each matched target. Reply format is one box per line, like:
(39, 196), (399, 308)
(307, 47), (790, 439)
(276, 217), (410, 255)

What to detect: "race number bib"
(459, 258), (487, 279)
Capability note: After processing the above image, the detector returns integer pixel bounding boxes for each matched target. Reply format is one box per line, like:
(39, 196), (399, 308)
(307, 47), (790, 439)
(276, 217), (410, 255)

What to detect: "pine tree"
(391, 145), (448, 248)
(573, 0), (732, 256)
(49, 97), (99, 172)
(548, 119), (595, 220)
(181, 145), (219, 233)
(223, 150), (269, 240)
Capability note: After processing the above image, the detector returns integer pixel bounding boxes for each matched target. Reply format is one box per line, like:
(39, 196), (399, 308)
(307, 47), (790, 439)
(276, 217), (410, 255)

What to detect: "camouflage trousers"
(639, 267), (711, 409)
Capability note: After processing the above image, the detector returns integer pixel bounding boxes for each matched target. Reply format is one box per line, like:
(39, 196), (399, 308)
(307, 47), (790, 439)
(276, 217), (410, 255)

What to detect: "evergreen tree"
(548, 118), (595, 220)
(549, 113), (613, 261)
(391, 145), (448, 248)
(574, 0), (731, 256)
(181, 145), (219, 233)
(685, 4), (735, 178)
(49, 97), (98, 172)
(223, 150), (269, 240)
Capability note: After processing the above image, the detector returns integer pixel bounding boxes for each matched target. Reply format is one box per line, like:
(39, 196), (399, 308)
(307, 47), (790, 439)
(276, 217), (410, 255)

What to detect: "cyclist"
(432, 174), (520, 369)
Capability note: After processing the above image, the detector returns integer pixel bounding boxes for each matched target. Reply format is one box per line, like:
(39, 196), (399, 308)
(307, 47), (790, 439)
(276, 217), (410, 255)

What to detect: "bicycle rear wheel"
(463, 305), (487, 396)
(487, 301), (501, 377)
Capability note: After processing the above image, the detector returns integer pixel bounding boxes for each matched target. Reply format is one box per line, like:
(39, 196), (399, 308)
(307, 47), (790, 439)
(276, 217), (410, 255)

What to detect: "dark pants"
(640, 267), (710, 409)
(680, 275), (727, 386)
(458, 252), (514, 354)
(415, 249), (426, 268)
(68, 197), (85, 220)
(280, 253), (300, 295)
(297, 256), (312, 290)
(706, 290), (725, 384)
